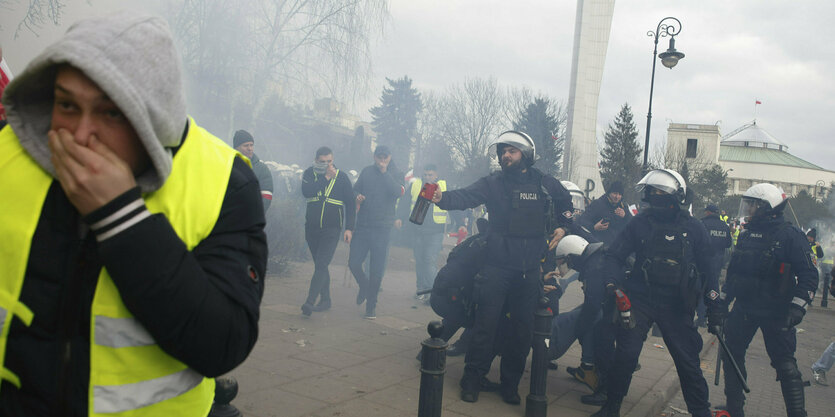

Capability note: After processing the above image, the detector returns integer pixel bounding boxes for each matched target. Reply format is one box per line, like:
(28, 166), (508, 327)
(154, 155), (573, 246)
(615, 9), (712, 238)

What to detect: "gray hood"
(1, 11), (187, 192)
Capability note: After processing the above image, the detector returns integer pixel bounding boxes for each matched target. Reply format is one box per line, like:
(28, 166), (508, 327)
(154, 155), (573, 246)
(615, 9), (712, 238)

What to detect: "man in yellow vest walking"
(0, 12), (266, 416)
(400, 164), (448, 300)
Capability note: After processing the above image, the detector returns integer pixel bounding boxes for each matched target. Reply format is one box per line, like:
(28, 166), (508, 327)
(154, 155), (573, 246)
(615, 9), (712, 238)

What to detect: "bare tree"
(1, 0), (65, 38)
(166, 0), (390, 136)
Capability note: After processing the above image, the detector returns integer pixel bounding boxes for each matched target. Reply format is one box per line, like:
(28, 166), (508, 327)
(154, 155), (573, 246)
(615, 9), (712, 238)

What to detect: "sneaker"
(500, 388), (521, 405)
(581, 390), (607, 406)
(364, 309), (376, 320)
(301, 302), (314, 316)
(416, 294), (428, 301)
(812, 369), (829, 386)
(567, 363), (598, 391)
(356, 290), (366, 305)
(548, 360), (558, 370)
(460, 376), (480, 402)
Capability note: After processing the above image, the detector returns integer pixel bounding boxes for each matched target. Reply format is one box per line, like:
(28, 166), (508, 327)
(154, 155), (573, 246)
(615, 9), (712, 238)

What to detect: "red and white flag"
(628, 204), (638, 216)
(755, 99), (762, 105)
(0, 56), (13, 121)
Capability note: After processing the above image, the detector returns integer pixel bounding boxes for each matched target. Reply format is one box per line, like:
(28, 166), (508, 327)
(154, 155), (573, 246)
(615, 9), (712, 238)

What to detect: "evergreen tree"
(512, 97), (564, 178)
(370, 76), (422, 165)
(689, 164), (728, 212)
(599, 103), (643, 202)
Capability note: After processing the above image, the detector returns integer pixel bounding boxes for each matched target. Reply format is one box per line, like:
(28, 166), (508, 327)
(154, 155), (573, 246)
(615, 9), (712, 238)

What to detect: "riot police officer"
(720, 183), (818, 417)
(695, 204), (732, 326)
(592, 169), (721, 417)
(431, 131), (575, 404)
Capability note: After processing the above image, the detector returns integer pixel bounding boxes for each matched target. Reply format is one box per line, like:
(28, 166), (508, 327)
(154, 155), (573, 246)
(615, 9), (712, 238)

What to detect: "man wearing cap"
(0, 12), (266, 416)
(580, 181), (632, 247)
(696, 204), (732, 327)
(234, 129), (274, 212)
(349, 145), (403, 319)
(431, 131), (576, 405)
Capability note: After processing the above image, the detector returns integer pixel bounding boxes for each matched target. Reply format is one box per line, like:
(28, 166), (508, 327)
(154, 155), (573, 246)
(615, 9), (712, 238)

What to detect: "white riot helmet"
(491, 130), (536, 166)
(554, 235), (603, 274)
(739, 183), (787, 221)
(636, 169), (687, 205)
(561, 180), (587, 214)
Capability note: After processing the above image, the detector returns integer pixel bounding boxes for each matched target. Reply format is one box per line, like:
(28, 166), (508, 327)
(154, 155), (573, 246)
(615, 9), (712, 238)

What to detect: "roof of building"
(719, 145), (824, 170)
(721, 120), (787, 149)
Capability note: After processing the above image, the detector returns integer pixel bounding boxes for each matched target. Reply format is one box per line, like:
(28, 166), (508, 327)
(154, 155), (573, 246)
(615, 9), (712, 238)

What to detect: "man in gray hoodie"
(0, 11), (266, 417)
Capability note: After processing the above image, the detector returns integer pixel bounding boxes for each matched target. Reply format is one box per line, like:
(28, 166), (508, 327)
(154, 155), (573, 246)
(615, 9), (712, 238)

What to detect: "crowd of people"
(0, 11), (832, 417)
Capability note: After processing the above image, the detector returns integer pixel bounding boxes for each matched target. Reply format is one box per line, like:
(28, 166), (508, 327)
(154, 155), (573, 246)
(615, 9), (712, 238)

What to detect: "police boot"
(779, 376), (807, 417)
(581, 377), (608, 406)
(459, 374), (480, 403)
(590, 397), (622, 417)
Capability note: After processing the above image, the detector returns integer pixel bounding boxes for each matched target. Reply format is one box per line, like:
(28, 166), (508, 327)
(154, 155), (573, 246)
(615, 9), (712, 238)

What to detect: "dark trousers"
(607, 299), (711, 417)
(463, 265), (541, 391)
(821, 265), (832, 307)
(723, 307), (803, 414)
(696, 253), (724, 324)
(304, 227), (341, 305)
(348, 227), (392, 312)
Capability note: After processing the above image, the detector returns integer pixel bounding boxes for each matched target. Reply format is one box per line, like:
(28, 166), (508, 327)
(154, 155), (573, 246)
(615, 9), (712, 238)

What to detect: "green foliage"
(600, 103), (643, 202)
(689, 164), (728, 211)
(785, 190), (832, 229)
(370, 76), (422, 163)
(512, 97), (564, 178)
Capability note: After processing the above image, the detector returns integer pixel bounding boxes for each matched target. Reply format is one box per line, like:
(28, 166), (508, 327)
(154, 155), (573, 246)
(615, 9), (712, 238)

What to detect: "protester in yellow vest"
(0, 12), (266, 416)
(808, 228), (824, 266)
(720, 210), (729, 224)
(399, 164), (447, 299)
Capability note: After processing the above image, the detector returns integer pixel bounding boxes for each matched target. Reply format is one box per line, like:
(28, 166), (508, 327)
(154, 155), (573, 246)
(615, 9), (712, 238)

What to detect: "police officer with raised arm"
(719, 184), (818, 417)
(592, 169), (722, 417)
(431, 131), (575, 405)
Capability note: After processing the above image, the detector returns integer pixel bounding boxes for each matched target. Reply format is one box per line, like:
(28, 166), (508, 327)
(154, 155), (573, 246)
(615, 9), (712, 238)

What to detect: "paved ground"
(658, 305), (835, 417)
(224, 236), (729, 417)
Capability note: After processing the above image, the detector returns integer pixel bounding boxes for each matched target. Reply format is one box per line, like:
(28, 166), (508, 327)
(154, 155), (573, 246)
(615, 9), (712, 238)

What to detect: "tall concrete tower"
(563, 0), (615, 198)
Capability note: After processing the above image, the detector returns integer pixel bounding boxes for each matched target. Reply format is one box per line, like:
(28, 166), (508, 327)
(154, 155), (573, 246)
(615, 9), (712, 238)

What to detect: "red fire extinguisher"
(409, 182), (438, 225)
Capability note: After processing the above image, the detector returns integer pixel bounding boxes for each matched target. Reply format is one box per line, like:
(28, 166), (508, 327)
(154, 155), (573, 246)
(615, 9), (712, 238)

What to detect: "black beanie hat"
(233, 130), (254, 148)
(807, 228), (817, 239)
(607, 181), (624, 195)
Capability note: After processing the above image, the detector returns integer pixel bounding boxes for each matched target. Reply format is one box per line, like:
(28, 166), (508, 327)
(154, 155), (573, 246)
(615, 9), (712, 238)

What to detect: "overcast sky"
(369, 0), (835, 171)
(3, 0), (833, 171)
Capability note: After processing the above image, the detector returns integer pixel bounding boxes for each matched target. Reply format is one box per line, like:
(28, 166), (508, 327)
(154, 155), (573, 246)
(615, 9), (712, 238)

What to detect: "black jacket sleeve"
(88, 157), (266, 377)
(339, 171), (356, 231)
(301, 167), (328, 198)
(436, 176), (490, 211)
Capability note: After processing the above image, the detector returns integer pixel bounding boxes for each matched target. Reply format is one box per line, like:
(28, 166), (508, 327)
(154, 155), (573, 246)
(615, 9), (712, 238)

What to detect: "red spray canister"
(409, 182), (439, 225)
(614, 289), (636, 329)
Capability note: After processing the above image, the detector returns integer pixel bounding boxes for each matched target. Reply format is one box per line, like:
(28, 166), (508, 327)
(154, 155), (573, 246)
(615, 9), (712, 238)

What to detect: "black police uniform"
(601, 209), (718, 417)
(436, 167), (573, 397)
(695, 213), (732, 324)
(721, 214), (818, 417)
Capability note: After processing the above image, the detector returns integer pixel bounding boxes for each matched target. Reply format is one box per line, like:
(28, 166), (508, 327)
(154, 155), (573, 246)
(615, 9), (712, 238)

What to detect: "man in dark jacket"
(0, 12), (265, 416)
(432, 131), (575, 405)
(581, 181), (632, 247)
(349, 145), (403, 319)
(300, 146), (355, 316)
(234, 129), (275, 212)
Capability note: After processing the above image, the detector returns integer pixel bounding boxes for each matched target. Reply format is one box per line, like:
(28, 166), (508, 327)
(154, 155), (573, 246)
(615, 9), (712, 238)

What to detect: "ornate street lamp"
(642, 17), (684, 170)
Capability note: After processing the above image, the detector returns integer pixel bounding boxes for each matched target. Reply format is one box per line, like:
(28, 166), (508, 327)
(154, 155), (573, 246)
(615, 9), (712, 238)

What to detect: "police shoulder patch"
(562, 210), (573, 219)
(708, 290), (719, 300)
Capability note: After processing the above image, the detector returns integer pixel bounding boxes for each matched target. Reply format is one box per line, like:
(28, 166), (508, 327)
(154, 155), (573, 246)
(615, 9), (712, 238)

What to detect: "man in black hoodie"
(349, 145), (403, 319)
(300, 146), (355, 315)
(234, 129), (275, 212)
(580, 181), (632, 247)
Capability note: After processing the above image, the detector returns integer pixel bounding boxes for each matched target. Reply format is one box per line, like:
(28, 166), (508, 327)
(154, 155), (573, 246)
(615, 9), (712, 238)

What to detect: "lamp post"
(815, 180), (826, 201)
(642, 17), (685, 171)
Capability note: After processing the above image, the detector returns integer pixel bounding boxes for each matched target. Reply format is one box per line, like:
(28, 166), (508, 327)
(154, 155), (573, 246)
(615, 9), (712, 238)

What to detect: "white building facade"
(665, 121), (835, 200)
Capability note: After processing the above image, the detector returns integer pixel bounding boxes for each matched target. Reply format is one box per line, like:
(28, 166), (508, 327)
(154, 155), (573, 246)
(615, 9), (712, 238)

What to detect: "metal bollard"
(209, 376), (242, 417)
(418, 320), (448, 417)
(525, 296), (553, 417)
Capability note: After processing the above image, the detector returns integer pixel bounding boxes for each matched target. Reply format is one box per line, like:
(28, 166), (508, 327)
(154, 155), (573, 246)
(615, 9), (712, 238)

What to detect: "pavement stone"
(225, 237), (716, 416)
(658, 305), (835, 417)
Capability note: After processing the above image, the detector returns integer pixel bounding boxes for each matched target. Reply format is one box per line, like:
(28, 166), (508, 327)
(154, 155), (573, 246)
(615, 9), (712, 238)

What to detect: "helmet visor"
(571, 193), (586, 213)
(636, 183), (678, 196)
(738, 197), (767, 221)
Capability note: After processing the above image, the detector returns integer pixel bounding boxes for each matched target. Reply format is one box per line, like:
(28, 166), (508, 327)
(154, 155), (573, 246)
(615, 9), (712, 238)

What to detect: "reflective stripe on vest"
(0, 120), (227, 416)
(307, 170), (343, 228)
(410, 179), (447, 225)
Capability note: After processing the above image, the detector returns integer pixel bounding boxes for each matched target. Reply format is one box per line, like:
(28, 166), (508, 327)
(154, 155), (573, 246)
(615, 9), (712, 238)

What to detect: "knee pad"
(774, 358), (801, 381)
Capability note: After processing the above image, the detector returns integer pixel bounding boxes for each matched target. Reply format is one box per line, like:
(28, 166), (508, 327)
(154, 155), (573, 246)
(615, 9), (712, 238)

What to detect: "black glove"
(784, 304), (806, 330)
(706, 304), (727, 336)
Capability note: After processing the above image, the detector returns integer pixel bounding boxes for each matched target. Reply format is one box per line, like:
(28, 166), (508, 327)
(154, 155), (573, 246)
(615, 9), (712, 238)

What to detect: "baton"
(716, 331), (750, 393)
(714, 338), (722, 386)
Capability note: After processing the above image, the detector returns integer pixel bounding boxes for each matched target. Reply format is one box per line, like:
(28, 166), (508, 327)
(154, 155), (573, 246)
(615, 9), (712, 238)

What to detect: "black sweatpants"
(304, 227), (342, 305)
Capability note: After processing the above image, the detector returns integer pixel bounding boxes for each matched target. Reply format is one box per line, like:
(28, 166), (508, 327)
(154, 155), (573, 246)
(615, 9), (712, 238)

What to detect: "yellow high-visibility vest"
(0, 120), (240, 416)
(306, 169), (344, 228)
(732, 228), (739, 246)
(410, 179), (448, 225)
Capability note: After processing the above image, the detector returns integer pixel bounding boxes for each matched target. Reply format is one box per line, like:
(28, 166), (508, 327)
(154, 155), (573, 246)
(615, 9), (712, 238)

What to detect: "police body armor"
(505, 180), (547, 238)
(638, 213), (700, 310)
(726, 222), (793, 315)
